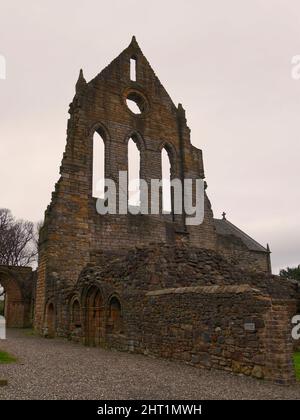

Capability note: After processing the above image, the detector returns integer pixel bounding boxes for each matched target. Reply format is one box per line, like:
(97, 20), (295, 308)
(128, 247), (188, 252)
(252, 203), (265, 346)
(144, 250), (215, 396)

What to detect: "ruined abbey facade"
(33, 38), (299, 384)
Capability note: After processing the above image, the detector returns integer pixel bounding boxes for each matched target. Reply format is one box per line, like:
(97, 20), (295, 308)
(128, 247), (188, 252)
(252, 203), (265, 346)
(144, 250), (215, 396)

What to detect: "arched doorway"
(0, 273), (25, 327)
(0, 266), (34, 328)
(84, 286), (103, 346)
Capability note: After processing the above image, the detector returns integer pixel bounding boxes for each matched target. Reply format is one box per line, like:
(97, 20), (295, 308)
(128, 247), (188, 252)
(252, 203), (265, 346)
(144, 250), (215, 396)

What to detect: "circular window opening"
(126, 91), (147, 115)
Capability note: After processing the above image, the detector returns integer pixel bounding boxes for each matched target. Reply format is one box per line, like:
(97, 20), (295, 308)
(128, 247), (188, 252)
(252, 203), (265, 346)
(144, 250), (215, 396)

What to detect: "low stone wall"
(50, 245), (299, 384)
(126, 285), (296, 384)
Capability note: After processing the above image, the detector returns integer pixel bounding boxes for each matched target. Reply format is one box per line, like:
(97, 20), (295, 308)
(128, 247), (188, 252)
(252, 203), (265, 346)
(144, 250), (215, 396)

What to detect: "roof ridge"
(213, 218), (268, 252)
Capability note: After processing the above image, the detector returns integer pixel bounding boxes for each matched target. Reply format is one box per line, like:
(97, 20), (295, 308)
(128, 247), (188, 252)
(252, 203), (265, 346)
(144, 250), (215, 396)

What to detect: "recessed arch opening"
(84, 285), (103, 347)
(0, 273), (24, 328)
(71, 298), (81, 328)
(107, 296), (123, 334)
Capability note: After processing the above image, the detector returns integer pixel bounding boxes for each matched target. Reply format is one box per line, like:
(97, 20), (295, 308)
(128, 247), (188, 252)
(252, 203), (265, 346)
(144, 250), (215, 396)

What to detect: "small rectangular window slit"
(130, 58), (136, 81)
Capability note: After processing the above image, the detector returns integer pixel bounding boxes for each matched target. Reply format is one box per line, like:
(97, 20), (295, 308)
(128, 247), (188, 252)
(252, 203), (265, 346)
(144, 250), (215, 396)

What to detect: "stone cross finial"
(222, 211), (226, 220)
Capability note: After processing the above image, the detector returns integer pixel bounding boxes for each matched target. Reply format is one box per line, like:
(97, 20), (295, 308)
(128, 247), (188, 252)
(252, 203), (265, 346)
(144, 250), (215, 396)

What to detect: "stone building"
(214, 214), (271, 273)
(34, 37), (299, 383)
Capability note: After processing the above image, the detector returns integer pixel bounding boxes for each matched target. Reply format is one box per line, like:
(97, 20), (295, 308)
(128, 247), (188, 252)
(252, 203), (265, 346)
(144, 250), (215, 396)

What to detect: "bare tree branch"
(0, 208), (39, 267)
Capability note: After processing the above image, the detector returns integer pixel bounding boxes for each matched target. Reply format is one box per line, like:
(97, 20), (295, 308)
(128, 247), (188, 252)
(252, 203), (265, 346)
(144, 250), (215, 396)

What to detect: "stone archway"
(0, 266), (33, 328)
(0, 275), (24, 327)
(84, 285), (104, 346)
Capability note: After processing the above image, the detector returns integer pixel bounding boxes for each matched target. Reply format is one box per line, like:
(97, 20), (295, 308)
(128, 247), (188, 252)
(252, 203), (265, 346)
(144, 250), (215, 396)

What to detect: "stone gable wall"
(33, 40), (298, 384)
(35, 39), (218, 328)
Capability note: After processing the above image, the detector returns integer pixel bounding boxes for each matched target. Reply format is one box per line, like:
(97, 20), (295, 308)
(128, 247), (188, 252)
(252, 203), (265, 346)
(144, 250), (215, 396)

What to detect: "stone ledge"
(146, 284), (263, 297)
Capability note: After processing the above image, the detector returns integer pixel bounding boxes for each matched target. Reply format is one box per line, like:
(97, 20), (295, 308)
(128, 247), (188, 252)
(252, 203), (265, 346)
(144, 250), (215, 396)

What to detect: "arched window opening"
(92, 131), (105, 199)
(108, 297), (123, 334)
(162, 148), (172, 213)
(128, 138), (140, 209)
(130, 57), (137, 81)
(72, 299), (81, 327)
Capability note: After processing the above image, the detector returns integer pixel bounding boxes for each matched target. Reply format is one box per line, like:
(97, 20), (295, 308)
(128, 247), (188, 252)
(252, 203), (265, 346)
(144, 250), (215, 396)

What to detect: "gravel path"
(0, 329), (299, 400)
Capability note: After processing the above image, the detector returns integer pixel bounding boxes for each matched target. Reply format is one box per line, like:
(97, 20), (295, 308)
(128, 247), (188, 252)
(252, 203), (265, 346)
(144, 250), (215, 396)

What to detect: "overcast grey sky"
(0, 0), (299, 273)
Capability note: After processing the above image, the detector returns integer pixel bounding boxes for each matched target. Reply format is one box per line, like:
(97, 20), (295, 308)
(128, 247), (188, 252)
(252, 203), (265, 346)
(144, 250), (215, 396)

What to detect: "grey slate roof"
(214, 218), (268, 253)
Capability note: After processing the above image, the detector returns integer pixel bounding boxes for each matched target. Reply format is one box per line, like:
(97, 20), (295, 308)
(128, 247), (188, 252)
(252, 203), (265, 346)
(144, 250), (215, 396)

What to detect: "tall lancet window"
(162, 147), (172, 213)
(128, 137), (140, 209)
(92, 131), (105, 199)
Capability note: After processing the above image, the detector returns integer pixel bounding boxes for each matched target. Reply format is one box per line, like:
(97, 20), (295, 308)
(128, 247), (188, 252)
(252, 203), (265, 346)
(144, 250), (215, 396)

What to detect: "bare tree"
(0, 208), (39, 267)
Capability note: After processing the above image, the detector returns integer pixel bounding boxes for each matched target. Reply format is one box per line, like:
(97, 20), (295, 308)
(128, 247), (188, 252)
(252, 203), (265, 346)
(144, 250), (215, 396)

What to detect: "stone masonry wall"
(133, 287), (296, 384)
(216, 234), (270, 273)
(138, 287), (275, 380)
(57, 245), (299, 384)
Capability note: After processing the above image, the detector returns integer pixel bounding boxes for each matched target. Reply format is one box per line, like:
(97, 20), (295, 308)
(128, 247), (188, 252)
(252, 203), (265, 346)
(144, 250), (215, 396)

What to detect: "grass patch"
(0, 350), (17, 364)
(293, 352), (300, 381)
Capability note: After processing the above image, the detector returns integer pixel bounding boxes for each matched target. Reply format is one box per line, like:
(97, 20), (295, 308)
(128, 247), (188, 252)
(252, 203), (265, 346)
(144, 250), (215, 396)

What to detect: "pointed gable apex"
(87, 37), (177, 112)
